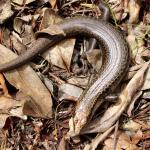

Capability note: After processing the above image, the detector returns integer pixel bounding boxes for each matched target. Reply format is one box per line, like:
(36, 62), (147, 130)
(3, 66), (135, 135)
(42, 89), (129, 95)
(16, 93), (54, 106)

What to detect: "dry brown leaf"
(141, 49), (150, 60)
(127, 91), (142, 116)
(108, 0), (127, 21)
(0, 114), (9, 129)
(0, 28), (11, 49)
(58, 137), (66, 150)
(124, 70), (137, 81)
(142, 91), (150, 99)
(81, 61), (149, 134)
(131, 129), (143, 144)
(141, 67), (150, 90)
(58, 83), (83, 102)
(40, 8), (62, 30)
(0, 96), (27, 128)
(21, 25), (35, 46)
(49, 0), (57, 8)
(104, 130), (139, 150)
(0, 73), (9, 96)
(25, 0), (36, 5)
(128, 0), (141, 23)
(38, 9), (75, 70)
(0, 44), (53, 118)
(36, 25), (65, 36)
(127, 23), (147, 63)
(86, 49), (102, 72)
(43, 42), (75, 70)
(83, 126), (115, 150)
(67, 76), (89, 89)
(12, 0), (24, 6)
(13, 18), (24, 34)
(0, 0), (14, 24)
(126, 32), (138, 59)
(10, 34), (27, 55)
(13, 17), (35, 45)
(123, 120), (141, 132)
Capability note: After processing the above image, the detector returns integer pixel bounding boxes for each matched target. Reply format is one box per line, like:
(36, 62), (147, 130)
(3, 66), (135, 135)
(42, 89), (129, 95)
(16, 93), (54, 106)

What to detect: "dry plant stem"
(49, 72), (65, 84)
(84, 125), (115, 150)
(113, 120), (119, 150)
(62, 0), (79, 8)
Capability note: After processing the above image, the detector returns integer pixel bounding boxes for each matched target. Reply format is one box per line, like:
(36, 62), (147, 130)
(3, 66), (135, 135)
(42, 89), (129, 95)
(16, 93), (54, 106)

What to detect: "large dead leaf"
(0, 44), (53, 118)
(39, 8), (75, 70)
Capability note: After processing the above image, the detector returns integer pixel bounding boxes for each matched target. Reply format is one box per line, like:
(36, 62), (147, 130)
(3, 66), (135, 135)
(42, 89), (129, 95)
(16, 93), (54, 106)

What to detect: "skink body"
(0, 18), (129, 134)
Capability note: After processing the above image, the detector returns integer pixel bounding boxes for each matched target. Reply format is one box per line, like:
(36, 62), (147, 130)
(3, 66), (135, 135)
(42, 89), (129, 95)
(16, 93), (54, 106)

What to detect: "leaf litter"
(0, 0), (149, 149)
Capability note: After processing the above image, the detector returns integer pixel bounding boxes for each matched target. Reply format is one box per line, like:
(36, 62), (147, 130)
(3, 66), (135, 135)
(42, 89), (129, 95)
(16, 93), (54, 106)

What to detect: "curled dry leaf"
(0, 96), (27, 128)
(13, 18), (24, 34)
(128, 0), (141, 23)
(81, 61), (149, 134)
(0, 44), (53, 118)
(0, 0), (14, 24)
(127, 91), (142, 116)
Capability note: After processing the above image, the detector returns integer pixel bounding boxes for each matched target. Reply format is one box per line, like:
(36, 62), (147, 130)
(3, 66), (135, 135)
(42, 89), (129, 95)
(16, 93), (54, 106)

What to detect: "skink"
(0, 18), (129, 135)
